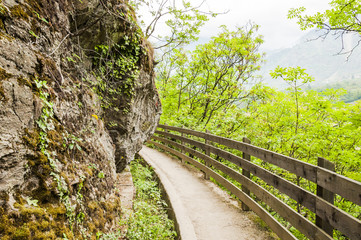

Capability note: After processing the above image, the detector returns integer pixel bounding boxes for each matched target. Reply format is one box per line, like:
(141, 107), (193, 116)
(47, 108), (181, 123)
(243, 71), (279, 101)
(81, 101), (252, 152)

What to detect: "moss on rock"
(9, 5), (29, 20)
(0, 67), (12, 102)
(0, 0), (159, 239)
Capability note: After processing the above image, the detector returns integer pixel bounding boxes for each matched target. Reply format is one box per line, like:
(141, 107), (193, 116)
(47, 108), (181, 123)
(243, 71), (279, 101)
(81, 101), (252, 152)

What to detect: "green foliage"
(270, 66), (314, 137)
(29, 30), (39, 39)
(97, 171), (105, 179)
(152, 1), (361, 238)
(157, 23), (264, 127)
(88, 163), (98, 170)
(33, 11), (49, 24)
(87, 2), (148, 113)
(92, 31), (142, 109)
(62, 131), (82, 151)
(25, 197), (39, 207)
(243, 89), (361, 176)
(98, 231), (123, 240)
(270, 66), (314, 86)
(66, 56), (76, 63)
(310, 79), (361, 103)
(288, 1), (361, 33)
(288, 0), (361, 55)
(34, 78), (80, 231)
(127, 158), (177, 240)
(232, 87), (361, 239)
(33, 11), (48, 24)
(131, 0), (215, 56)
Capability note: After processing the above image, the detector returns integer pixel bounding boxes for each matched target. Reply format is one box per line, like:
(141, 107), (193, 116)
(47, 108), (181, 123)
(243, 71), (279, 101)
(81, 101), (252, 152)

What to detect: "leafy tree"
(270, 66), (314, 137)
(288, 0), (361, 55)
(157, 23), (265, 127)
(311, 79), (361, 103)
(245, 88), (361, 178)
(130, 0), (218, 59)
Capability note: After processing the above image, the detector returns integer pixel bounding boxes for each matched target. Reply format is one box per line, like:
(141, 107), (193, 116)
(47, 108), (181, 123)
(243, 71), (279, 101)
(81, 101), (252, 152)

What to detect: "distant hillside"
(261, 30), (361, 90)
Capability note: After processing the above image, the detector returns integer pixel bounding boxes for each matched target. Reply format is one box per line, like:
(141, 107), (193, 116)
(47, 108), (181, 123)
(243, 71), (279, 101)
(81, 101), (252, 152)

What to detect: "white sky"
(198, 0), (331, 50)
(139, 0), (331, 51)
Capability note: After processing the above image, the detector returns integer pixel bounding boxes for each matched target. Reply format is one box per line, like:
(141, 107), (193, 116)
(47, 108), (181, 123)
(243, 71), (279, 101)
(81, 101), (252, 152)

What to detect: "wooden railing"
(148, 124), (361, 240)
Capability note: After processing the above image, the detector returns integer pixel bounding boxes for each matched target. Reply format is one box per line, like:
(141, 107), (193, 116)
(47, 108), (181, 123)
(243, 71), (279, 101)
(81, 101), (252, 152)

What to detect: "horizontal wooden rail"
(149, 125), (361, 240)
(154, 131), (317, 211)
(158, 124), (361, 207)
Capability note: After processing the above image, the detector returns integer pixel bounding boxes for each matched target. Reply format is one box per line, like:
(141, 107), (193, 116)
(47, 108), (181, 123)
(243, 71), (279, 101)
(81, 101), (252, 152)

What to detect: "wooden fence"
(148, 124), (361, 240)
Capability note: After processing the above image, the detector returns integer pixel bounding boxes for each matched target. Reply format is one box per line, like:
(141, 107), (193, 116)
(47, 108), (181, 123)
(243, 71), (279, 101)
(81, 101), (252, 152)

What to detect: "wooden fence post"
(241, 137), (251, 211)
(203, 129), (211, 180)
(180, 127), (185, 164)
(316, 157), (335, 238)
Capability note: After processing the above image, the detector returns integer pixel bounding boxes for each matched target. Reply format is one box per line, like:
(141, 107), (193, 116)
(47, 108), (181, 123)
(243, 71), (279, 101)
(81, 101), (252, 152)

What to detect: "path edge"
(139, 146), (197, 240)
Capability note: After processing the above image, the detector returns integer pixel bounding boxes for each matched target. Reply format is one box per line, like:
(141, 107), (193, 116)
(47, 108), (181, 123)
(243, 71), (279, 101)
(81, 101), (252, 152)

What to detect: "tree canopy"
(288, 0), (361, 55)
(130, 0), (219, 59)
(157, 23), (264, 127)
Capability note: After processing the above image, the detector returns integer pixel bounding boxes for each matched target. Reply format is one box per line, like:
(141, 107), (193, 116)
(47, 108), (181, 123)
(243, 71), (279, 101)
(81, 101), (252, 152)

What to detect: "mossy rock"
(9, 5), (29, 20)
(0, 68), (13, 102)
(0, 202), (74, 239)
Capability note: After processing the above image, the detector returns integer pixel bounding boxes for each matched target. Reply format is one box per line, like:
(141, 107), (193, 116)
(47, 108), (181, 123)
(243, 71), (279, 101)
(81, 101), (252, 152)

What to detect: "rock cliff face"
(0, 0), (161, 239)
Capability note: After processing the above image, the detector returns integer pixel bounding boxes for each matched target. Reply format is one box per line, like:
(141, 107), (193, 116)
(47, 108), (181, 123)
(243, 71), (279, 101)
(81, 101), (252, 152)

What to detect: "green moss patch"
(9, 5), (29, 20)
(0, 67), (12, 102)
(0, 202), (73, 240)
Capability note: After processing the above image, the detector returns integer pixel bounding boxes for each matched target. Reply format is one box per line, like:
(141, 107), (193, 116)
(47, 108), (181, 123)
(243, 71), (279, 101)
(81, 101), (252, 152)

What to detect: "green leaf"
(26, 197), (39, 207)
(98, 171), (105, 179)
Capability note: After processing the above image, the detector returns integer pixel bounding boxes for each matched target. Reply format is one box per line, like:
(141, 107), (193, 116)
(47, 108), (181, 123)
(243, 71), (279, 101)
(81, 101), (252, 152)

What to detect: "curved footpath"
(139, 146), (274, 240)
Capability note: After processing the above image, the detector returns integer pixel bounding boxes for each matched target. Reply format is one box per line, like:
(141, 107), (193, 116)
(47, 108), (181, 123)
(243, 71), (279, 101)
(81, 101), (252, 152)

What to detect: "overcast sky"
(198, 0), (331, 50)
(140, 0), (331, 51)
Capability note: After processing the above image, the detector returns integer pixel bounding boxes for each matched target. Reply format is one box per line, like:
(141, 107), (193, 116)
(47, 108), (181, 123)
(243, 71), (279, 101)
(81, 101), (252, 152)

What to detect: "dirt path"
(139, 146), (274, 240)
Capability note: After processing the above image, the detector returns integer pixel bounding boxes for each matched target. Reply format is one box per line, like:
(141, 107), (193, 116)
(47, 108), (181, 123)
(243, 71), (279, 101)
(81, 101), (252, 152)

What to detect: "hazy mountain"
(260, 30), (361, 89)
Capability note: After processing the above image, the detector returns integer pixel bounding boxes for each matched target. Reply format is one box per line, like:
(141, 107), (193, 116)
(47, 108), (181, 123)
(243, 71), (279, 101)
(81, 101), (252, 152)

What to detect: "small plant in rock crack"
(34, 79), (79, 230)
(33, 11), (49, 24)
(77, 175), (86, 200)
(98, 171), (105, 179)
(26, 197), (39, 207)
(66, 56), (76, 63)
(29, 30), (39, 39)
(88, 163), (97, 170)
(63, 131), (83, 151)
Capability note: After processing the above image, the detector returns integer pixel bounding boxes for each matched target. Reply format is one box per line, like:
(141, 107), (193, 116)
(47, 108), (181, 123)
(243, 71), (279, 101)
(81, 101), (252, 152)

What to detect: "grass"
(97, 157), (177, 240)
(126, 158), (177, 240)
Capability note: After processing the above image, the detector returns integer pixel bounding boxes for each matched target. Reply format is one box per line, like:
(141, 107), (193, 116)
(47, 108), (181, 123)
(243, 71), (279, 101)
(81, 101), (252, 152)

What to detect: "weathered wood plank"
(204, 129), (211, 180)
(317, 167), (361, 207)
(316, 197), (361, 240)
(316, 158), (335, 237)
(242, 137), (251, 211)
(157, 124), (318, 182)
(208, 168), (298, 240)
